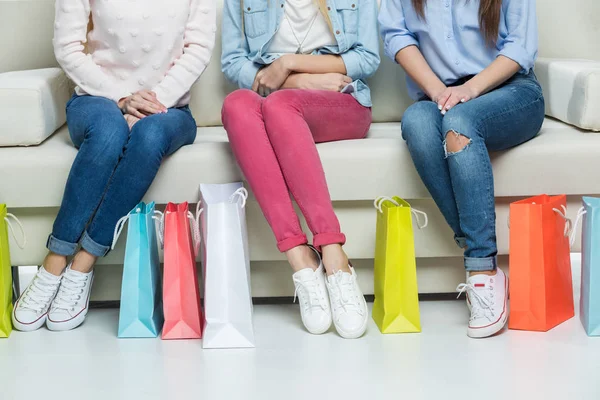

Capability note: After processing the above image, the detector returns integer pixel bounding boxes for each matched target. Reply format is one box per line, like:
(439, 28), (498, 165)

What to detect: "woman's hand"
(298, 73), (353, 91)
(436, 84), (480, 114)
(124, 114), (140, 130)
(118, 90), (167, 118)
(252, 58), (292, 97)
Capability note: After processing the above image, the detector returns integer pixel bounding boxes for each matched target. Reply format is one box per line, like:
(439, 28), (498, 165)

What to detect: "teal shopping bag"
(112, 202), (164, 338)
(579, 197), (600, 336)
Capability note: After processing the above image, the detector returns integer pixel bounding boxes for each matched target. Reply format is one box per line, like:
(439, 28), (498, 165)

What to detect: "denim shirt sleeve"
(221, 0), (261, 89)
(497, 0), (538, 72)
(339, 0), (381, 81)
(378, 0), (419, 62)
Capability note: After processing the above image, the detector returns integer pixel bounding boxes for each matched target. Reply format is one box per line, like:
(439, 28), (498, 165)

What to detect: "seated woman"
(12, 0), (216, 332)
(221, 0), (380, 338)
(380, 0), (544, 338)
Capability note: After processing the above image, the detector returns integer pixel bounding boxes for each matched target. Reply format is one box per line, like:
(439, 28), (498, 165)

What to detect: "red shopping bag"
(508, 194), (574, 332)
(161, 202), (203, 339)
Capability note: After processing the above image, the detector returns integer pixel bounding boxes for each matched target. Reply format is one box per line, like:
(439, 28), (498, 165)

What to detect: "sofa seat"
(1, 117), (598, 209)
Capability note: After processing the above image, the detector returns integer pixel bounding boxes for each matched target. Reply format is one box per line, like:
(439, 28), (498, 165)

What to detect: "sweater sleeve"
(53, 0), (130, 102)
(152, 0), (217, 108)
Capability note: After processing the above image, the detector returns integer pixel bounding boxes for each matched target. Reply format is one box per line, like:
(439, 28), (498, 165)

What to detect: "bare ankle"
(43, 253), (68, 276)
(321, 244), (350, 275)
(469, 270), (497, 277)
(286, 245), (319, 273)
(71, 250), (97, 273)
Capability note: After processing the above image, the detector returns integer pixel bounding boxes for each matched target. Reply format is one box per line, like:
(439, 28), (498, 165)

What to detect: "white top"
(53, 0), (216, 108)
(268, 0), (336, 55)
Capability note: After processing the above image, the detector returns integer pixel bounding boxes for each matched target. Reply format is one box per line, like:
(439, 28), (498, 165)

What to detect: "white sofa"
(0, 0), (599, 300)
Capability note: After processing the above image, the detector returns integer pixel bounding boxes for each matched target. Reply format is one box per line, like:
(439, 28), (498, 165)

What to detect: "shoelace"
(456, 283), (495, 321)
(19, 272), (61, 313)
(293, 274), (328, 313)
(52, 272), (89, 312)
(329, 271), (363, 316)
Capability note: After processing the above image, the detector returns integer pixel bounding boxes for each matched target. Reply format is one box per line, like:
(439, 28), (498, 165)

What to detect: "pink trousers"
(222, 89), (372, 252)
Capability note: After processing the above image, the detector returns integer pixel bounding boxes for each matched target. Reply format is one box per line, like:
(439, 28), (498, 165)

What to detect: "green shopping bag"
(0, 205), (26, 338)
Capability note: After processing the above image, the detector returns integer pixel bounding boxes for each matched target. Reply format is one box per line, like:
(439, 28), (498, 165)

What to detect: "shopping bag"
(111, 202), (164, 338)
(161, 202), (203, 340)
(574, 197), (600, 336)
(371, 196), (428, 334)
(508, 194), (574, 332)
(0, 205), (26, 338)
(199, 183), (255, 348)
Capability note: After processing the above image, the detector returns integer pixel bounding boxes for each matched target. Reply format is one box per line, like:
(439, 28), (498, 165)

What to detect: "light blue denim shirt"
(379, 0), (538, 100)
(221, 0), (380, 107)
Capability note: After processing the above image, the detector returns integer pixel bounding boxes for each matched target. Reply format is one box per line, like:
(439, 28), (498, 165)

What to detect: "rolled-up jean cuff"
(464, 255), (497, 272)
(277, 234), (309, 253)
(455, 236), (467, 249)
(313, 232), (347, 251)
(80, 231), (110, 257)
(46, 234), (78, 256)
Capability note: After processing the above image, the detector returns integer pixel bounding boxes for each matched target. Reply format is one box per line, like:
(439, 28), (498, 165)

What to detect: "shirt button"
(247, 7), (251, 10)
(445, 2), (449, 6)
(455, 60), (460, 65)
(447, 33), (451, 39)
(336, 30), (340, 35)
(281, 4), (284, 7)
(327, 6), (331, 10)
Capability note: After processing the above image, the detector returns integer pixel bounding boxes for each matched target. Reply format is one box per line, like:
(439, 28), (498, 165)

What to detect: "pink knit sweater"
(53, 0), (216, 108)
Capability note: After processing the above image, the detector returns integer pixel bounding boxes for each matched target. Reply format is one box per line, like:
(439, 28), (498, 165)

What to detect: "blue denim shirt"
(379, 0), (538, 100)
(221, 0), (380, 107)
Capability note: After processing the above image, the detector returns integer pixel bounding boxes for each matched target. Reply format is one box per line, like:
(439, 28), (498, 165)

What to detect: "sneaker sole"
(467, 273), (509, 339)
(11, 310), (48, 332)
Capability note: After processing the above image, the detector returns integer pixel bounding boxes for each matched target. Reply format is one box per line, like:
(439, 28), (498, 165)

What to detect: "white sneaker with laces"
(46, 265), (94, 331)
(292, 250), (332, 335)
(326, 266), (368, 339)
(12, 267), (63, 331)
(457, 268), (508, 338)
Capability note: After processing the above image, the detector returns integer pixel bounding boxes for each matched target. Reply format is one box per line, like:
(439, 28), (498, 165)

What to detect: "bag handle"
(552, 205), (573, 239)
(4, 213), (27, 249)
(569, 206), (587, 247)
(373, 196), (428, 229)
(229, 187), (249, 208)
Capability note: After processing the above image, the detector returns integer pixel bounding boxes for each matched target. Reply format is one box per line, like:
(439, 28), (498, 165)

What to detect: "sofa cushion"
(0, 118), (598, 208)
(0, 68), (72, 147)
(536, 58), (600, 132)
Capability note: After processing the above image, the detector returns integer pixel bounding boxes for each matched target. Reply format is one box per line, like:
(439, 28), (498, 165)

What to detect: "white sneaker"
(292, 249), (332, 335)
(12, 267), (62, 331)
(46, 265), (94, 331)
(326, 266), (368, 339)
(457, 268), (508, 338)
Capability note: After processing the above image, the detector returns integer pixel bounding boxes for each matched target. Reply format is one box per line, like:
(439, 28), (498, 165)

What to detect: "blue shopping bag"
(112, 202), (164, 338)
(579, 197), (600, 336)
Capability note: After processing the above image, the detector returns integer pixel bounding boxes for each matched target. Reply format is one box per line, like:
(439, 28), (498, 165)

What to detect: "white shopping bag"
(198, 182), (255, 348)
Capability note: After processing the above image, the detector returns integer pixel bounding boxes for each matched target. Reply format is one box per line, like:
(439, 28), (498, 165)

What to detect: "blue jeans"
(401, 72), (545, 271)
(47, 94), (197, 257)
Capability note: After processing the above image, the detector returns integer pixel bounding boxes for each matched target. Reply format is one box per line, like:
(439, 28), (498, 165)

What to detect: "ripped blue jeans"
(401, 72), (545, 271)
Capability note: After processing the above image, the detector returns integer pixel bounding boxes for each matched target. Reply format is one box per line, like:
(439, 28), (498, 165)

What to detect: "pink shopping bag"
(161, 202), (203, 340)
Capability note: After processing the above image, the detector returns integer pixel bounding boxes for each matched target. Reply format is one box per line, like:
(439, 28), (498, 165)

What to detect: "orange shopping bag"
(508, 194), (574, 332)
(161, 202), (203, 340)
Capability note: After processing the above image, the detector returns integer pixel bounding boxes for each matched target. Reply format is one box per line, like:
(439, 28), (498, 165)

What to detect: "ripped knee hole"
(443, 130), (472, 157)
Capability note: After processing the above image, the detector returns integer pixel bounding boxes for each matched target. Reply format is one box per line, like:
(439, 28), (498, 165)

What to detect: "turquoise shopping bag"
(579, 197), (600, 336)
(112, 202), (164, 338)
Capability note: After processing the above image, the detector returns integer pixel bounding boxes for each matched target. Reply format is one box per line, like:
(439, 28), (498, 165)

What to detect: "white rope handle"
(374, 196), (400, 213)
(229, 187), (249, 208)
(569, 206), (587, 247)
(152, 210), (165, 248)
(552, 205), (573, 238)
(4, 213), (26, 249)
(188, 211), (201, 257)
(374, 196), (428, 229)
(111, 214), (131, 250)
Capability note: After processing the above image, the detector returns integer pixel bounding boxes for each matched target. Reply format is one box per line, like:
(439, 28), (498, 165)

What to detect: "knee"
(128, 120), (171, 158)
(261, 90), (301, 122)
(83, 116), (129, 160)
(442, 110), (477, 156)
(222, 89), (261, 122)
(401, 102), (440, 147)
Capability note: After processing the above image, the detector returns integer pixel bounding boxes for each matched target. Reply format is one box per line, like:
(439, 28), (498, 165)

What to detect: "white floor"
(1, 256), (599, 400)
